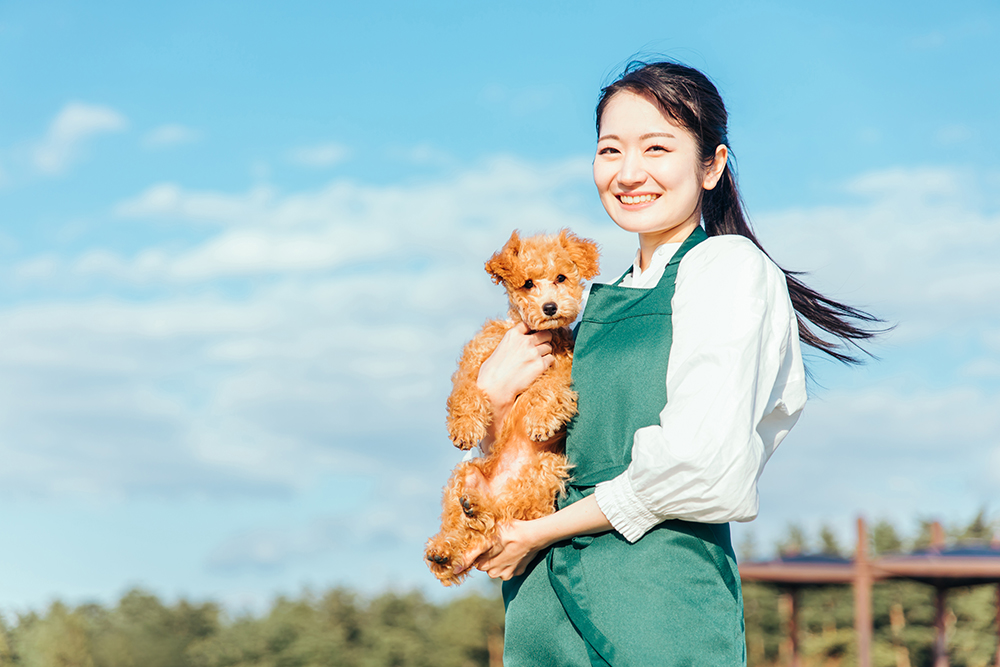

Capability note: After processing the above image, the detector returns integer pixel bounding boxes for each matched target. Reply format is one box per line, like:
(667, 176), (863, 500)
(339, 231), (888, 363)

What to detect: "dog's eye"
(522, 280), (534, 290)
(556, 274), (566, 283)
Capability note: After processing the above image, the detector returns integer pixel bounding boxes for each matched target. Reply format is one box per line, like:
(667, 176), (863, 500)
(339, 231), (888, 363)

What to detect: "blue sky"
(1, 0), (998, 612)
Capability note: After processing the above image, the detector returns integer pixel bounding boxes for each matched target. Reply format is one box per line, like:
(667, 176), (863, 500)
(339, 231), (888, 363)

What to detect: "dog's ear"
(485, 230), (522, 286)
(558, 229), (600, 280)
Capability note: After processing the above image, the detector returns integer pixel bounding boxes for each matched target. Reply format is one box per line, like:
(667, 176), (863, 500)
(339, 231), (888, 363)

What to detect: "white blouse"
(591, 234), (807, 543)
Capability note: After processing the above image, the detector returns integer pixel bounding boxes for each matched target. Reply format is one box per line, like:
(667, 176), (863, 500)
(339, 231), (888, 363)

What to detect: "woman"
(458, 62), (881, 666)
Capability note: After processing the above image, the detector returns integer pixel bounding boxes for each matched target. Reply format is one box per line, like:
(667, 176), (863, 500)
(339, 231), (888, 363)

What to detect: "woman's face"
(594, 91), (723, 247)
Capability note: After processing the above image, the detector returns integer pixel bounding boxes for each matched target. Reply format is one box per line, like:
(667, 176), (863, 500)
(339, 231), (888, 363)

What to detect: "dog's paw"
(448, 416), (488, 451)
(460, 495), (476, 518)
(425, 538), (475, 587)
(528, 425), (558, 442)
(425, 544), (454, 570)
(426, 550), (452, 567)
(527, 414), (565, 443)
(425, 548), (462, 586)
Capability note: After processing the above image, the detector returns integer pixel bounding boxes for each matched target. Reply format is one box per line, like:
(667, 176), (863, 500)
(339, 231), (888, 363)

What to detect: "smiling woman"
(459, 61), (889, 666)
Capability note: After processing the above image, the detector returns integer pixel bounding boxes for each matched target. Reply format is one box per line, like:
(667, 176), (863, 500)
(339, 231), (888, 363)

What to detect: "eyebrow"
(597, 132), (677, 142)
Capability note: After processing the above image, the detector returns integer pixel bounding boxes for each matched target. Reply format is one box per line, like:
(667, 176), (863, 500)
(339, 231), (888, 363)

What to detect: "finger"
(472, 545), (501, 571)
(531, 329), (553, 343)
(540, 353), (554, 370)
(456, 545), (488, 575)
(512, 321), (530, 335)
(535, 342), (553, 357)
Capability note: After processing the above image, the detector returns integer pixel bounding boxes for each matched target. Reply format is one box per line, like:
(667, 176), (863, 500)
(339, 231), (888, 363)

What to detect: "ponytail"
(703, 163), (886, 364)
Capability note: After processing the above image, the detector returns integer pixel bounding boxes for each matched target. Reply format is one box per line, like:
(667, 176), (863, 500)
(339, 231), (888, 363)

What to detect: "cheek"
(593, 162), (613, 193)
(658, 164), (701, 198)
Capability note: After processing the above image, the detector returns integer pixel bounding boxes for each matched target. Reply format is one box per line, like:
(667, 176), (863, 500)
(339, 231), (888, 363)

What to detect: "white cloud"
(4, 158), (999, 555)
(960, 358), (1000, 379)
(113, 182), (277, 224)
(287, 142), (349, 168)
(936, 124), (973, 146)
(32, 102), (128, 174)
(0, 156), (637, 505)
(757, 166), (1000, 344)
(97, 156), (629, 283)
(758, 381), (1000, 536)
(12, 254), (59, 281)
(142, 123), (200, 148)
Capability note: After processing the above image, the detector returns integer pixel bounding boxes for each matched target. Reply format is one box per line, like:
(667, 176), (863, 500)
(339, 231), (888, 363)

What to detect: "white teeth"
(620, 194), (658, 204)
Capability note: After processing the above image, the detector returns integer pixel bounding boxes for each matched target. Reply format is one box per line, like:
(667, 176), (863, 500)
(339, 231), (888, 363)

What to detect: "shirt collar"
(630, 241), (683, 284)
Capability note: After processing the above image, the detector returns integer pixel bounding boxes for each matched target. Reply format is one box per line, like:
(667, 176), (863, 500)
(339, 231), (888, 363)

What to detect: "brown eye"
(556, 275), (566, 283)
(522, 280), (534, 290)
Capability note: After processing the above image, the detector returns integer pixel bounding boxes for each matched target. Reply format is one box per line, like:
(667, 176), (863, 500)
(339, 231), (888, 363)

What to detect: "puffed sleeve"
(594, 236), (807, 543)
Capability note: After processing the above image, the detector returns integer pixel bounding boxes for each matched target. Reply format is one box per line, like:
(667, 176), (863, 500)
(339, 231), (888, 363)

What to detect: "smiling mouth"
(618, 193), (659, 204)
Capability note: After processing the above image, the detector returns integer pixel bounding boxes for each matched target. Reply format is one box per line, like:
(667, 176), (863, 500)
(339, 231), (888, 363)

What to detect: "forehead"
(598, 91), (691, 141)
(512, 238), (575, 273)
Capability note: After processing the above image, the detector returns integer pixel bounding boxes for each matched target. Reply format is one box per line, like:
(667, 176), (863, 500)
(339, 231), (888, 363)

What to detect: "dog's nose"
(543, 302), (558, 317)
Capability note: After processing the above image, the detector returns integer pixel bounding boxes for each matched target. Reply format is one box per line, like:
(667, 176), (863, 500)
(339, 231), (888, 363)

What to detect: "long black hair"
(597, 61), (886, 363)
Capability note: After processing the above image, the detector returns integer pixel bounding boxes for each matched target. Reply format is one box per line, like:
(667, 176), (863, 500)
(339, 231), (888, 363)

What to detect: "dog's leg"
(446, 378), (492, 450)
(446, 321), (509, 450)
(518, 350), (578, 443)
(494, 451), (571, 523)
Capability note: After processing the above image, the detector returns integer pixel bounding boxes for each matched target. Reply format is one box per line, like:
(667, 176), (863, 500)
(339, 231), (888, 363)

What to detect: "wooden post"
(929, 520), (949, 667)
(934, 586), (950, 667)
(785, 587), (802, 667)
(855, 517), (872, 667)
(488, 628), (504, 667)
(931, 521), (946, 551)
(890, 602), (912, 667)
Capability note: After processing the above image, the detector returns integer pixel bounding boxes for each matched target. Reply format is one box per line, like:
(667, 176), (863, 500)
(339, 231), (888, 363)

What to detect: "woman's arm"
(458, 494), (612, 580)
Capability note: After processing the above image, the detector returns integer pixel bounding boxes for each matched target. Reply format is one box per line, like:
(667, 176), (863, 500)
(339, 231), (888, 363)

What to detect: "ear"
(702, 144), (728, 191)
(558, 229), (600, 280)
(484, 230), (522, 285)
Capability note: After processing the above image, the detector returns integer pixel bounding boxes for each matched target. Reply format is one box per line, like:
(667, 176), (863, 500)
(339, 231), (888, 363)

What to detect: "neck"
(637, 219), (699, 271)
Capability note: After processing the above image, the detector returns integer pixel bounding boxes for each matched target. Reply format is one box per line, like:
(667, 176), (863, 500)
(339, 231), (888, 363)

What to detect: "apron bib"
(502, 226), (746, 666)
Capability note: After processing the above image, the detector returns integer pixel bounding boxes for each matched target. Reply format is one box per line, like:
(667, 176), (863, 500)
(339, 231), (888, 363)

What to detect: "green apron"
(502, 226), (746, 666)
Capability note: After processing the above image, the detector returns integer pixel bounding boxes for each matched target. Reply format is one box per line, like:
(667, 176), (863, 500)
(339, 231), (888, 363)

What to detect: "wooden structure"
(739, 518), (1000, 667)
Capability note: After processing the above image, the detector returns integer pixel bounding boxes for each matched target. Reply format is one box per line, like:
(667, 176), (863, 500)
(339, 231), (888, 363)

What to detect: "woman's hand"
(475, 521), (544, 580)
(454, 496), (614, 581)
(452, 520), (544, 582)
(476, 322), (554, 451)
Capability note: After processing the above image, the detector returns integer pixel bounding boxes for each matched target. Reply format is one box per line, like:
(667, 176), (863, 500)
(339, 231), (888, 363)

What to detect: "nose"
(543, 302), (558, 317)
(617, 149), (645, 187)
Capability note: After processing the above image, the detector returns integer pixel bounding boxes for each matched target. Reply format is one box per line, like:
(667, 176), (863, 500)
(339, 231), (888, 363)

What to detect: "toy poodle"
(425, 229), (600, 585)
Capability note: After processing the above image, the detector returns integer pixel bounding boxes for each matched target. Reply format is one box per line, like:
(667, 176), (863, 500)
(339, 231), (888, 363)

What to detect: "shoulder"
(677, 234), (786, 299)
(681, 234), (777, 281)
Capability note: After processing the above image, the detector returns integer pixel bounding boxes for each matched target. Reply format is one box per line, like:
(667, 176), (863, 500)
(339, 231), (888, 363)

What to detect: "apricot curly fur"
(426, 230), (600, 586)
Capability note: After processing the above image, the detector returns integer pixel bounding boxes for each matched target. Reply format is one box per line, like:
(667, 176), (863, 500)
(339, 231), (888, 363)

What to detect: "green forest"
(1, 514), (996, 667)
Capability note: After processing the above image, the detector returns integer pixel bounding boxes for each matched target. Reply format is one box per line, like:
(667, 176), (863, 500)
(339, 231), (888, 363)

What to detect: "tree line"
(0, 512), (995, 666)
